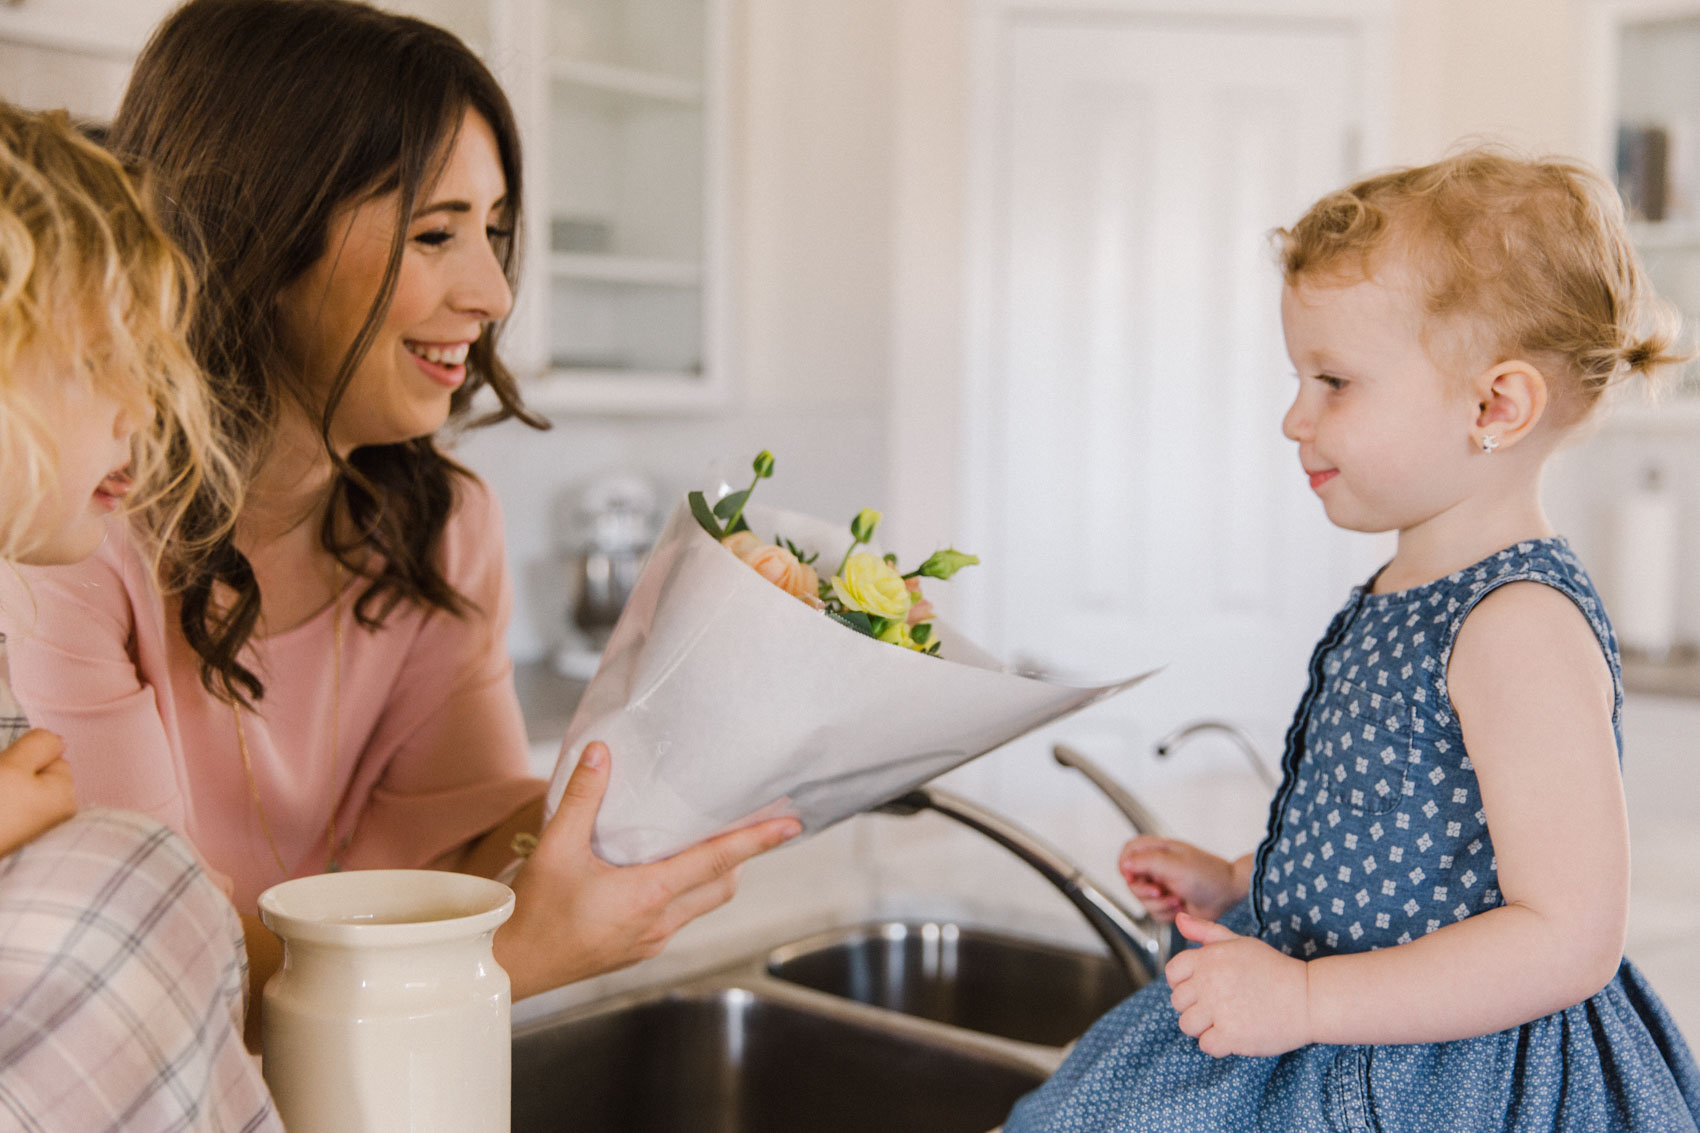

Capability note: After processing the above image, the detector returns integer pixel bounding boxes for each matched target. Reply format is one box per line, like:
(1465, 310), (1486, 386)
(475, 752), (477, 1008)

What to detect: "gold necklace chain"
(231, 565), (345, 877)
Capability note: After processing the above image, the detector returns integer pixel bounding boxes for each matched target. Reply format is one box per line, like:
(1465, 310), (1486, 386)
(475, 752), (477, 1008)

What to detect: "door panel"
(962, 16), (1383, 835)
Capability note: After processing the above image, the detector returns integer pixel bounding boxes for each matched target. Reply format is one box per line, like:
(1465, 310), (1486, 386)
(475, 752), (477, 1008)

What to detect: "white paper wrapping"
(544, 501), (1156, 865)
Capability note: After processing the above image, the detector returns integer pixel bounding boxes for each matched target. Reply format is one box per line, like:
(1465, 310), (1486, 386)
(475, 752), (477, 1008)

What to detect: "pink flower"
(721, 530), (764, 559)
(903, 577), (935, 625)
(722, 532), (822, 605)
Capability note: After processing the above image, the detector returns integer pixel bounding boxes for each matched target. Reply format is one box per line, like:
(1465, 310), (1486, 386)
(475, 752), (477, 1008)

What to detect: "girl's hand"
(1119, 837), (1246, 922)
(1165, 912), (1309, 1057)
(0, 730), (76, 858)
(494, 741), (801, 999)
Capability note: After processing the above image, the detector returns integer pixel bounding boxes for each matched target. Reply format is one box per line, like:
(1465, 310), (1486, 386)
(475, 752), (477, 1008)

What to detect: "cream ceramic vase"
(258, 870), (516, 1133)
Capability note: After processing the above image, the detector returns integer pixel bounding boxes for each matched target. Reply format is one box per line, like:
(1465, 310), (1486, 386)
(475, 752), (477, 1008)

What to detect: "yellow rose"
(875, 619), (927, 651)
(831, 552), (912, 620)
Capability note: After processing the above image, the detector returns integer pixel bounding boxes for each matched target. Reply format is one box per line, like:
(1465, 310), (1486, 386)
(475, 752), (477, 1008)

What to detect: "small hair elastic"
(1480, 434), (1499, 453)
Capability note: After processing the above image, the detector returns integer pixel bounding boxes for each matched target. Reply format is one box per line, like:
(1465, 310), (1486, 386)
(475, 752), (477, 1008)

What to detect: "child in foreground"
(0, 101), (278, 1131)
(1006, 150), (1700, 1131)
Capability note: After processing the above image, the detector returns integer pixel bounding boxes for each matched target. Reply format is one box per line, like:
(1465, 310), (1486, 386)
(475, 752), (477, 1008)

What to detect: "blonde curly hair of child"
(0, 102), (238, 572)
(1276, 146), (1689, 422)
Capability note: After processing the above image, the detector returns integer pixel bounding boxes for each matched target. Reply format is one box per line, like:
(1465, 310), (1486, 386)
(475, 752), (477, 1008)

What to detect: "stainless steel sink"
(765, 921), (1138, 1047)
(511, 920), (1130, 1133)
(512, 985), (1048, 1132)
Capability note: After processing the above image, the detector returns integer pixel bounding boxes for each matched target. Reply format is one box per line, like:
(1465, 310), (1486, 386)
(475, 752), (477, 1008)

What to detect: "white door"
(959, 14), (1387, 848)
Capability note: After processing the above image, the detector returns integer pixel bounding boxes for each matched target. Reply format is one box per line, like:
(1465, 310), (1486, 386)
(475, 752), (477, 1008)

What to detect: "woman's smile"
(404, 338), (475, 389)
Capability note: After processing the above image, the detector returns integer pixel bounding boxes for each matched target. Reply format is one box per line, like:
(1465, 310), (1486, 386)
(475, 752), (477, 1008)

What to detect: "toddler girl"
(0, 101), (277, 1131)
(1006, 149), (1700, 1131)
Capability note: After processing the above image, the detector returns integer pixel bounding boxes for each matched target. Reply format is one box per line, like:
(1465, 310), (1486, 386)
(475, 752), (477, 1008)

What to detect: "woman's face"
(276, 108), (512, 453)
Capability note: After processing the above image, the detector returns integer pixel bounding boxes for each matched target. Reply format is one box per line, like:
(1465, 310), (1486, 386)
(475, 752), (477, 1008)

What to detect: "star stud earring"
(1480, 433), (1500, 453)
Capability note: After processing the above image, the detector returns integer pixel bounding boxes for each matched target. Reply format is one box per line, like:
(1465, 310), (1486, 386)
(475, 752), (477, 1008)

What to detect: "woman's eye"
(1317, 374), (1347, 391)
(412, 229), (452, 248)
(486, 225), (513, 243)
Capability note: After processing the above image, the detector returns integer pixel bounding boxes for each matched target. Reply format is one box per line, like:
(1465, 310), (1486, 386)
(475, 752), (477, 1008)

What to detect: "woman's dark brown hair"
(109, 0), (547, 704)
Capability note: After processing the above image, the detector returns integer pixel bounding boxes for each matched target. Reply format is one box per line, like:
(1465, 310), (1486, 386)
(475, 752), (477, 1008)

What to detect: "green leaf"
(827, 609), (875, 638)
(713, 489), (750, 520)
(910, 622), (932, 646)
(783, 537), (818, 565)
(913, 548), (980, 580)
(924, 640), (942, 656)
(689, 491), (724, 539)
(868, 616), (895, 638)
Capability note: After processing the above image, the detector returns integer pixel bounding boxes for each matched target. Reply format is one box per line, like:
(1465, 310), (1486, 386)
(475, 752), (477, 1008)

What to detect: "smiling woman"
(277, 109), (515, 454)
(1, 0), (799, 1032)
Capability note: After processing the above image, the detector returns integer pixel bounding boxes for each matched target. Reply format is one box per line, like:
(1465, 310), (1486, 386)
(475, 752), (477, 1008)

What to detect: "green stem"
(835, 538), (864, 582)
(724, 470), (761, 534)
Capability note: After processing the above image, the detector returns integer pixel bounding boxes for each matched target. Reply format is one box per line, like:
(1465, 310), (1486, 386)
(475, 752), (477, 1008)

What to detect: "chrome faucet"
(1052, 743), (1169, 837)
(1152, 719), (1278, 789)
(877, 786), (1167, 986)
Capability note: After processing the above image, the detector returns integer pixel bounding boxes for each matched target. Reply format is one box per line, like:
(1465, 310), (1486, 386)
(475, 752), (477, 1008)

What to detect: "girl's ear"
(1470, 360), (1548, 452)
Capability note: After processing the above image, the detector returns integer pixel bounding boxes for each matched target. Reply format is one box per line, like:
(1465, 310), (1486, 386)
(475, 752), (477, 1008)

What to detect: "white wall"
(460, 0), (904, 659)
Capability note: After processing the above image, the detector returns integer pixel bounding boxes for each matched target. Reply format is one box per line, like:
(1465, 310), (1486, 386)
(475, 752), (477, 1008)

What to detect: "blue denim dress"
(1005, 539), (1700, 1132)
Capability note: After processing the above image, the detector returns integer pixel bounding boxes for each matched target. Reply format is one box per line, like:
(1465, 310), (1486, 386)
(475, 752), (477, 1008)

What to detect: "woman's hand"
(1118, 837), (1249, 923)
(1165, 912), (1309, 1057)
(0, 730), (76, 858)
(494, 741), (801, 999)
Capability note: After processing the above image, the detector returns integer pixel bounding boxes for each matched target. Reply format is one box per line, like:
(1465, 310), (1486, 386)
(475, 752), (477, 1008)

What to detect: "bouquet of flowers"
(544, 452), (1155, 865)
(686, 450), (977, 656)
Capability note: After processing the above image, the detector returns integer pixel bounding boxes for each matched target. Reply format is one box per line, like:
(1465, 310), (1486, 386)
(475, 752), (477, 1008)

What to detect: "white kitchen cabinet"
(486, 0), (731, 413)
(1550, 2), (1700, 670)
(1583, 1), (1700, 413)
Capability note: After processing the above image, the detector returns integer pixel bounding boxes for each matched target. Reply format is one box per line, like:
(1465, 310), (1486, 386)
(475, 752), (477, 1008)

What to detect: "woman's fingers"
(650, 817), (801, 897)
(0, 729), (66, 775)
(659, 864), (745, 934)
(539, 741), (611, 854)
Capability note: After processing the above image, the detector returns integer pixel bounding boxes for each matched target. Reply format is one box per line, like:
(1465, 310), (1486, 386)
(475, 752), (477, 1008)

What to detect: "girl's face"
(7, 347), (141, 565)
(276, 108), (513, 453)
(1279, 259), (1482, 537)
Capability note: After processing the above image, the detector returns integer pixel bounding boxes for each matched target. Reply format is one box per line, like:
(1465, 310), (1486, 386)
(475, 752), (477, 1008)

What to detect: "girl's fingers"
(0, 730), (66, 774)
(1118, 836), (1173, 868)
(1165, 950), (1194, 985)
(1175, 911), (1239, 945)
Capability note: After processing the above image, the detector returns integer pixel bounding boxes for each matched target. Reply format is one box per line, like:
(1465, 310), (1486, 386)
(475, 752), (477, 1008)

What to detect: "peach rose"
(720, 530), (764, 559)
(723, 533), (823, 605)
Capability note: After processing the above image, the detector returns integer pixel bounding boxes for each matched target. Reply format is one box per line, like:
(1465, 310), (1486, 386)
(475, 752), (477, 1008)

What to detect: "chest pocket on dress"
(1320, 679), (1411, 816)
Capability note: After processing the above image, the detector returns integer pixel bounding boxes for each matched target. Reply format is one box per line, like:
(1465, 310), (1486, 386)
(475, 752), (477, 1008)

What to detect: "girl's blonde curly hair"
(0, 102), (238, 572)
(1277, 147), (1688, 420)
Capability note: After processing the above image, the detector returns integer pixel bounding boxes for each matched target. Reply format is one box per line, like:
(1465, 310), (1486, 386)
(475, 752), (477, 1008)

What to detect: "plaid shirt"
(0, 637), (279, 1132)
(0, 636), (25, 750)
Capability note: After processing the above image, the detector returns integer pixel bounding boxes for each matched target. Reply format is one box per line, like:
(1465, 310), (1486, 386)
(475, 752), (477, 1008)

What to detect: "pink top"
(0, 478), (546, 913)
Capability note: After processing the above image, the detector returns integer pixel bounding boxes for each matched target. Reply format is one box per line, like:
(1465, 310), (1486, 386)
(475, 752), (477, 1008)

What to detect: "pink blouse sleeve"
(336, 478), (546, 871)
(0, 547), (189, 827)
(0, 542), (238, 895)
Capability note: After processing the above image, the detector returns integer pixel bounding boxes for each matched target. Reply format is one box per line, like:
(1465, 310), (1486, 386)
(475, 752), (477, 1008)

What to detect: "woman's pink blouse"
(0, 479), (546, 913)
